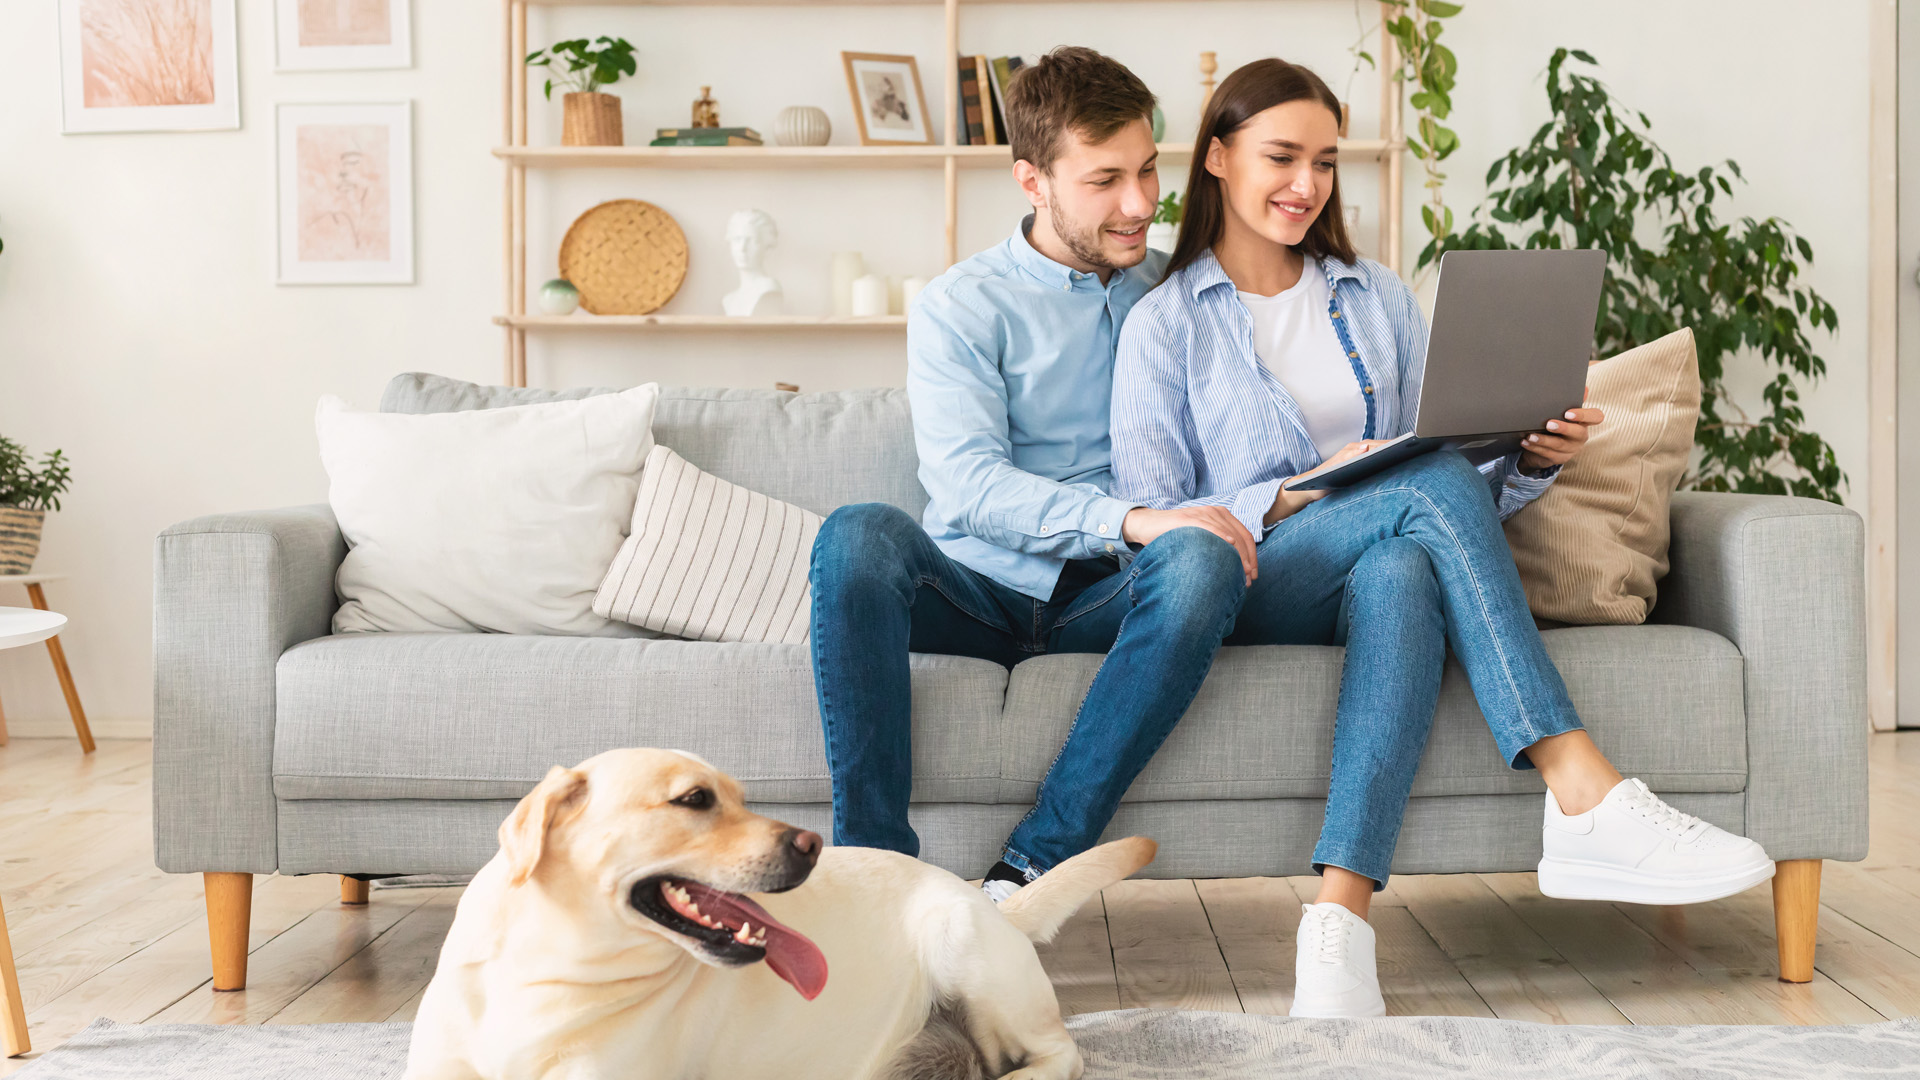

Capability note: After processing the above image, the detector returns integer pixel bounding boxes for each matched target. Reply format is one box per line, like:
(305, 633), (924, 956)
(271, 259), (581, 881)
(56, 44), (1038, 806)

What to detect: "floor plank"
(1104, 878), (1240, 1012)
(1193, 876), (1301, 1015)
(1032, 891), (1119, 1017)
(266, 888), (462, 1025)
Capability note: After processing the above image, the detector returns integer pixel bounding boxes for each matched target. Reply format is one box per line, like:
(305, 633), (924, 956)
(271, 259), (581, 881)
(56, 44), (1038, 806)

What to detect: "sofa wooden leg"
(341, 876), (369, 905)
(1772, 859), (1821, 983)
(205, 873), (253, 991)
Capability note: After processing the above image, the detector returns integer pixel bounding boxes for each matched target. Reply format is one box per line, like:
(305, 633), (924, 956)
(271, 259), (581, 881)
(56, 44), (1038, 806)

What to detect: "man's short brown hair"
(1004, 47), (1156, 174)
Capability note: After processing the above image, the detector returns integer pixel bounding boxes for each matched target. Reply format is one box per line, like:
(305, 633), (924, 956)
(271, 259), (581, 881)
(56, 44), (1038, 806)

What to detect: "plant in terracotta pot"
(526, 36), (638, 147)
(0, 437), (72, 575)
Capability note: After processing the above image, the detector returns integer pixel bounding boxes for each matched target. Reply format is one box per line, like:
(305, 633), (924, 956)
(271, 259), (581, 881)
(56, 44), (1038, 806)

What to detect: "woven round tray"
(558, 199), (689, 315)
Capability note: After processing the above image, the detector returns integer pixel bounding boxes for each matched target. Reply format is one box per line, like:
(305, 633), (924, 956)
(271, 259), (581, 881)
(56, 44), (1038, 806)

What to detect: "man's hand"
(1120, 505), (1258, 585)
(1519, 406), (1605, 472)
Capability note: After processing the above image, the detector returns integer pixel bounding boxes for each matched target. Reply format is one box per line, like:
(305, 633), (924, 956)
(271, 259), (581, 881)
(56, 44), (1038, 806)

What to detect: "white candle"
(850, 273), (889, 318)
(901, 276), (928, 314)
(830, 252), (865, 317)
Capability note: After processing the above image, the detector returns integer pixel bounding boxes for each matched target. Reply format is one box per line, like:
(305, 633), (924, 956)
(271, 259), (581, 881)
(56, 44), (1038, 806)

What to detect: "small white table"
(0, 575), (94, 753)
(0, 607), (57, 1058)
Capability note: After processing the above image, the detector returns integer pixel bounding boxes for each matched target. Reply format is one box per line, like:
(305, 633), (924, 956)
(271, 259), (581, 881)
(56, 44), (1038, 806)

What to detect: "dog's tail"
(996, 836), (1157, 944)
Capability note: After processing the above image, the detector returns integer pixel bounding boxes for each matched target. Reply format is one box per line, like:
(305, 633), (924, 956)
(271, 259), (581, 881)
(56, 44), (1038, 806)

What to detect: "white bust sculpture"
(722, 209), (785, 317)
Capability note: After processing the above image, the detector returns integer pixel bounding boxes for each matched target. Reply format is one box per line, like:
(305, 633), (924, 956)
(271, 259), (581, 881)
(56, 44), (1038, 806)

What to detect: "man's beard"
(1048, 201), (1141, 272)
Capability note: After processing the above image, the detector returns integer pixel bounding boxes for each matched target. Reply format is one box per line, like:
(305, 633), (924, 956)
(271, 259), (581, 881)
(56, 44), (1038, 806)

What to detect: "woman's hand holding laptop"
(1519, 405), (1605, 471)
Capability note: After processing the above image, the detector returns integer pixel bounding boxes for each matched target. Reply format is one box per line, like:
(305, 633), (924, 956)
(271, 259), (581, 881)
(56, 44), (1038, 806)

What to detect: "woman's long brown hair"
(1166, 58), (1359, 279)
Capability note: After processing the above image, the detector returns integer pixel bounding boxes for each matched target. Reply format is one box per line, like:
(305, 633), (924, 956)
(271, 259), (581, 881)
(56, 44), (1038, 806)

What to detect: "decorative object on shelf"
(526, 36), (636, 147)
(1338, 102), (1350, 138)
(987, 56), (1025, 139)
(774, 382), (800, 392)
(830, 252), (865, 317)
(1148, 190), (1183, 254)
(0, 437), (72, 576)
(1151, 103), (1166, 142)
(773, 106), (831, 147)
(1439, 48), (1843, 502)
(956, 58), (988, 146)
(558, 199), (688, 316)
(692, 85), (719, 128)
(849, 273), (889, 318)
(900, 275), (929, 314)
(1343, 204), (1362, 239)
(274, 0), (411, 71)
(275, 101), (415, 285)
(58, 0), (239, 134)
(1199, 51), (1218, 112)
(722, 210), (784, 318)
(842, 52), (933, 146)
(652, 126), (761, 147)
(538, 279), (580, 315)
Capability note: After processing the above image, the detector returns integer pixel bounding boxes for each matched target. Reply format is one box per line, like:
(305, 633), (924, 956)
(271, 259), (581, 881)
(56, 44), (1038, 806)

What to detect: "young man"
(808, 46), (1260, 896)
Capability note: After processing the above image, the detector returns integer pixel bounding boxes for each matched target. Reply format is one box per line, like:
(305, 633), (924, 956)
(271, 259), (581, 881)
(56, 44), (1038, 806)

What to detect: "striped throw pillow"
(593, 445), (820, 644)
(1502, 328), (1700, 625)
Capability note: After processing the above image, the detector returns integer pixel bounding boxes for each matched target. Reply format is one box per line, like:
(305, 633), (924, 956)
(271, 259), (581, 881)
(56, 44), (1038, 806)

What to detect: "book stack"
(649, 127), (764, 147)
(954, 56), (1026, 146)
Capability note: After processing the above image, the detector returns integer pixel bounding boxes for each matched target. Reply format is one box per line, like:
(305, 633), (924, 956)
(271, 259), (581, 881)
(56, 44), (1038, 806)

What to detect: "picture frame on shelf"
(841, 52), (933, 146)
(275, 0), (412, 71)
(58, 0), (240, 134)
(275, 101), (415, 285)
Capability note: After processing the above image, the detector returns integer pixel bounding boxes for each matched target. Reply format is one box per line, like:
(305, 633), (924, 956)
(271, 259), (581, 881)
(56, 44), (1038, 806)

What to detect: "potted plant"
(1148, 190), (1183, 254)
(0, 437), (72, 575)
(526, 36), (638, 147)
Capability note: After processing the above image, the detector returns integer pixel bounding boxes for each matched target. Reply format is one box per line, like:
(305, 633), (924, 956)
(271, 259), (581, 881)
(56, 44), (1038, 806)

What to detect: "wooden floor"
(3, 734), (1919, 1070)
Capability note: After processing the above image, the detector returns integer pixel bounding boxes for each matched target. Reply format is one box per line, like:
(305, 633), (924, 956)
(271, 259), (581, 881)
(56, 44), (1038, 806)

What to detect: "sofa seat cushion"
(273, 633), (1007, 802)
(1000, 625), (1747, 802)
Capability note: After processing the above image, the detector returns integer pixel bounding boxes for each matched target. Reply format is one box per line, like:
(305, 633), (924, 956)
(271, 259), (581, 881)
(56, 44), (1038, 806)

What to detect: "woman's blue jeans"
(810, 450), (1583, 887)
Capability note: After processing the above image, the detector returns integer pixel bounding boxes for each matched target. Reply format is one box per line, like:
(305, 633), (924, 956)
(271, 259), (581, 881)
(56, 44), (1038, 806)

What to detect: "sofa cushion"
(272, 633), (1006, 802)
(999, 624), (1747, 801)
(379, 374), (927, 520)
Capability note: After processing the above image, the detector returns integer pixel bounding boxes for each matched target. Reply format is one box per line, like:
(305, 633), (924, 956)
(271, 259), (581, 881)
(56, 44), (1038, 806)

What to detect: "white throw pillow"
(594, 444), (819, 644)
(318, 385), (660, 636)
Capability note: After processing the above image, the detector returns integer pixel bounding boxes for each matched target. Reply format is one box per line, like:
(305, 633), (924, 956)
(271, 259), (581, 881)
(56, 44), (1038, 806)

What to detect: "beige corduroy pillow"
(1502, 328), (1700, 625)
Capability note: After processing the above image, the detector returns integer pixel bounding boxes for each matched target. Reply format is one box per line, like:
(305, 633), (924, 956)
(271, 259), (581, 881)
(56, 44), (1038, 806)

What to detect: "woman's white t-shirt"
(1237, 257), (1368, 464)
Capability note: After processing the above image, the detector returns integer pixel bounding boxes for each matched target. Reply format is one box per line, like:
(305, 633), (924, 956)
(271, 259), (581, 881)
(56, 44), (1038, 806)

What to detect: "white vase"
(1147, 223), (1177, 254)
(850, 274), (889, 318)
(830, 252), (865, 317)
(774, 106), (832, 147)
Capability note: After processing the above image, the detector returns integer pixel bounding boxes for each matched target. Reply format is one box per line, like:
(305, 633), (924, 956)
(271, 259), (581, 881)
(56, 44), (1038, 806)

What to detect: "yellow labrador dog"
(404, 748), (1155, 1080)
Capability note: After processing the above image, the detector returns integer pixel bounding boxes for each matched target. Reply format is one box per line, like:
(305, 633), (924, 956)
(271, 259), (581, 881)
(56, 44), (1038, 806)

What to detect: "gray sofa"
(154, 374), (1867, 990)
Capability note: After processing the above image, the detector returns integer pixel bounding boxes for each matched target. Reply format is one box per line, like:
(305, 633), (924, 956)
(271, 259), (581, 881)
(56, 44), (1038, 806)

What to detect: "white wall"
(0, 0), (1873, 737)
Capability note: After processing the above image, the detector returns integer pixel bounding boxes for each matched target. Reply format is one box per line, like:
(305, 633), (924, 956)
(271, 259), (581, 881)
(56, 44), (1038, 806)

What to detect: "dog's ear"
(499, 765), (590, 886)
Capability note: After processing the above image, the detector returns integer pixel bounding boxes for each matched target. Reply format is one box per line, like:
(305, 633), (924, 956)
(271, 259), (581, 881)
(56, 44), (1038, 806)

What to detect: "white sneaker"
(1289, 902), (1385, 1018)
(1538, 778), (1775, 904)
(980, 878), (1021, 904)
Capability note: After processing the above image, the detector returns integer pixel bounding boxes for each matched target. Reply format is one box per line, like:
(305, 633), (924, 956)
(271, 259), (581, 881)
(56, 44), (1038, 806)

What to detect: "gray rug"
(14, 1012), (1920, 1078)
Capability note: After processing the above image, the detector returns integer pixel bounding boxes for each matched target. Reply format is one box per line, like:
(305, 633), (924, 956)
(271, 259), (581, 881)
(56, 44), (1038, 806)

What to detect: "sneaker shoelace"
(1616, 779), (1711, 843)
(1301, 905), (1351, 966)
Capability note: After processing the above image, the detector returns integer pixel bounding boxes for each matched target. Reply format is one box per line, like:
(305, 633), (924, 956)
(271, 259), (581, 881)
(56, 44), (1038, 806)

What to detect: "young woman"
(1110, 59), (1776, 1018)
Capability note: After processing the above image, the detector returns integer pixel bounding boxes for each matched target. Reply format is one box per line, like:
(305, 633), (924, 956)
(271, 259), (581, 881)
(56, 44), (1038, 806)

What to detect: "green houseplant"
(0, 437), (73, 574)
(1350, 0), (1464, 268)
(1433, 48), (1844, 502)
(526, 37), (638, 147)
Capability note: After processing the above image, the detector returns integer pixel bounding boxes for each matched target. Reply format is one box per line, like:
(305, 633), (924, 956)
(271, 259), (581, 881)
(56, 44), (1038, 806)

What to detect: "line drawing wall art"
(59, 0), (239, 133)
(275, 0), (411, 71)
(276, 102), (414, 284)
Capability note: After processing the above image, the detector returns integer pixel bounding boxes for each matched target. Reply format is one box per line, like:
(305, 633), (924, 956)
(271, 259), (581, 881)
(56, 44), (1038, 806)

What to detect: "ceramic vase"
(850, 274), (889, 317)
(0, 506), (45, 575)
(830, 252), (865, 317)
(1146, 223), (1177, 254)
(775, 106), (832, 147)
(539, 279), (581, 315)
(562, 92), (624, 147)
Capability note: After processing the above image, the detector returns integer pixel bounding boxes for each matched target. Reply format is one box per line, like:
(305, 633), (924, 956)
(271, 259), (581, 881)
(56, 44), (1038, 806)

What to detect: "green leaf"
(1418, 0), (1464, 16)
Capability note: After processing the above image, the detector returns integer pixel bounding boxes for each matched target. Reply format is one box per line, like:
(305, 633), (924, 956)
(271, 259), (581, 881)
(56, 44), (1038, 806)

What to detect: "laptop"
(1282, 248), (1606, 492)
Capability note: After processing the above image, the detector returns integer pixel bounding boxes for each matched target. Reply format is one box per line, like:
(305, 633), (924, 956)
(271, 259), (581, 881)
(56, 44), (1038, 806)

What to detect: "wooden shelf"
(529, 0), (1200, 5)
(496, 314), (908, 330)
(495, 140), (1397, 169)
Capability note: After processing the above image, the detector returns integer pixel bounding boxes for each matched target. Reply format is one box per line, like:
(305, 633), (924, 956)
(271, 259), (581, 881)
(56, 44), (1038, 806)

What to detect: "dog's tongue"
(684, 885), (828, 1000)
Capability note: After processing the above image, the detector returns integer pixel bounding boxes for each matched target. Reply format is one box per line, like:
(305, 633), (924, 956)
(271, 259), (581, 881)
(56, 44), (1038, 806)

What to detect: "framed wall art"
(59, 0), (240, 133)
(275, 101), (414, 285)
(841, 52), (933, 146)
(275, 0), (412, 71)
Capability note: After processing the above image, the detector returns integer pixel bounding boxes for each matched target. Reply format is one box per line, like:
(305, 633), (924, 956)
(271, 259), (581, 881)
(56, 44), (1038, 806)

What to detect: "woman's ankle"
(1525, 731), (1624, 815)
(1313, 867), (1376, 920)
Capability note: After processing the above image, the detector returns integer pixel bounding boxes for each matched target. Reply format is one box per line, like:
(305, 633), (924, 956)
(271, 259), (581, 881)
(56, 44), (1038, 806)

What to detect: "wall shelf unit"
(499, 0), (1406, 386)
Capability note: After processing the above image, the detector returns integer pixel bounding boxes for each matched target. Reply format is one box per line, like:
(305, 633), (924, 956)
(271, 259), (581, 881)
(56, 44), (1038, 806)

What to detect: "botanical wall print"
(59, 0), (240, 133)
(276, 102), (414, 285)
(275, 0), (411, 71)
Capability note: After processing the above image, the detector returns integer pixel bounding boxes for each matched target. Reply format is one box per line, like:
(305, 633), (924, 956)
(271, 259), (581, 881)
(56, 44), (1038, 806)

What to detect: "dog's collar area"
(626, 875), (829, 1000)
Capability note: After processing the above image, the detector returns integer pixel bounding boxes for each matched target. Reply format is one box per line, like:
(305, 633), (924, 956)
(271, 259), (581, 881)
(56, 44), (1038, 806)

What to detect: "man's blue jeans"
(810, 451), (1582, 886)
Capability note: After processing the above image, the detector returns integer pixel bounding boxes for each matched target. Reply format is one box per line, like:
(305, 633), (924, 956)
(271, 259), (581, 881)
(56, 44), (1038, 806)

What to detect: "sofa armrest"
(1652, 491), (1867, 861)
(153, 505), (345, 873)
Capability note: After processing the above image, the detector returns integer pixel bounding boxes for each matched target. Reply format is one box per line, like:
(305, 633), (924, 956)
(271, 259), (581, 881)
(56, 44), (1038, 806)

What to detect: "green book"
(649, 135), (764, 147)
(656, 126), (761, 140)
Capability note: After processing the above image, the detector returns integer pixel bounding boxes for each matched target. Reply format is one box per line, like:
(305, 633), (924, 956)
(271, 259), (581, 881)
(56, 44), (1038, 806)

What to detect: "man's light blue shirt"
(907, 217), (1170, 600)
